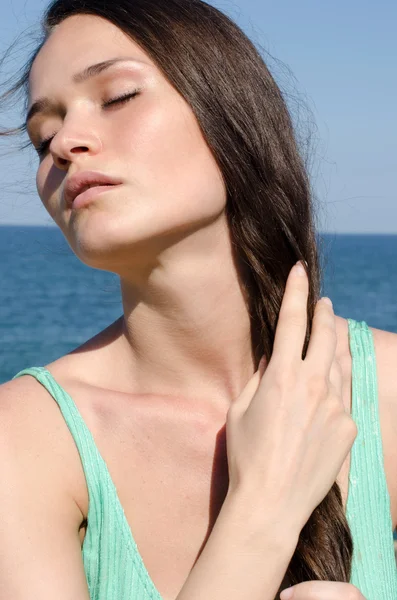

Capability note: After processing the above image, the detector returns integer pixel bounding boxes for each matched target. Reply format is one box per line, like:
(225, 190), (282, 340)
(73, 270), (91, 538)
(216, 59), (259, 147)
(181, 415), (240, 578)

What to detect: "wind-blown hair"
(0, 0), (351, 585)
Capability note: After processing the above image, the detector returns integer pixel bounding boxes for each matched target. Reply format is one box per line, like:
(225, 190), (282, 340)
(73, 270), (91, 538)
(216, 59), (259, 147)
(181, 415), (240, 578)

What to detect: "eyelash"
(35, 88), (140, 157)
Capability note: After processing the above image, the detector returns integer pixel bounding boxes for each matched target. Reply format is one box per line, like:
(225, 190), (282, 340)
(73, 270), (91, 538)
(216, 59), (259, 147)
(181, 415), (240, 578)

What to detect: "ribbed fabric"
(11, 317), (397, 599)
(12, 366), (162, 600)
(346, 318), (397, 598)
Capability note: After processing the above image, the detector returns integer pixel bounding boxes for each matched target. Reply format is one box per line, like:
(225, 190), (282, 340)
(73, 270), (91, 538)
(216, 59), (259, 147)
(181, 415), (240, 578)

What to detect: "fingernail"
(322, 296), (333, 307)
(280, 587), (294, 600)
(294, 261), (305, 276)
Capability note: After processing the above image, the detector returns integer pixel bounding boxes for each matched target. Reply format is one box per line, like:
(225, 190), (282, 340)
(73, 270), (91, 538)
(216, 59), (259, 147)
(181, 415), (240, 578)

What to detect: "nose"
(49, 123), (103, 169)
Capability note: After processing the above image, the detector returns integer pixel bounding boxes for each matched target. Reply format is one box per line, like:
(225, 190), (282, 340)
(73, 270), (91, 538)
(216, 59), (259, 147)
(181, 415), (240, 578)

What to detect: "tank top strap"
(11, 366), (105, 517)
(11, 365), (164, 600)
(346, 319), (397, 596)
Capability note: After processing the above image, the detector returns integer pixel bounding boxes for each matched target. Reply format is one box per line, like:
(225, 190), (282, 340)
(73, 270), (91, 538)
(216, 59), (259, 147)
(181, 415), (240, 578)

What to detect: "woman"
(0, 1), (396, 599)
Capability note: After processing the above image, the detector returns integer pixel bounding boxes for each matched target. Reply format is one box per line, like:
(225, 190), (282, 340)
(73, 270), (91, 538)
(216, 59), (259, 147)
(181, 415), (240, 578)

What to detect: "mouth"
(64, 170), (124, 208)
(71, 183), (122, 209)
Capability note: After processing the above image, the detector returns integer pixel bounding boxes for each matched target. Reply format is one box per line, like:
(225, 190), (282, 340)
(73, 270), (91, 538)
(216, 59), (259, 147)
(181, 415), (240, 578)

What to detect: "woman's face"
(27, 14), (227, 270)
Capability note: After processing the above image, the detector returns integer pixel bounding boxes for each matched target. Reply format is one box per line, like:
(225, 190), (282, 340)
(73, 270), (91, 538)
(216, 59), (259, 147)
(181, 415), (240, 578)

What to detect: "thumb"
(232, 355), (266, 414)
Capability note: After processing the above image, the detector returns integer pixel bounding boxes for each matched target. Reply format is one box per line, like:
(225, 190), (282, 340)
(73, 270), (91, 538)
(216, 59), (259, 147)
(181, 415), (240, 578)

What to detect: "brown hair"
(0, 0), (352, 584)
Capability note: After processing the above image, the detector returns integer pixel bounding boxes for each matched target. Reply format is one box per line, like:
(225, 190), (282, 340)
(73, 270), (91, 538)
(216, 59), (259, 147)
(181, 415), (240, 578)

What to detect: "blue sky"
(0, 0), (395, 232)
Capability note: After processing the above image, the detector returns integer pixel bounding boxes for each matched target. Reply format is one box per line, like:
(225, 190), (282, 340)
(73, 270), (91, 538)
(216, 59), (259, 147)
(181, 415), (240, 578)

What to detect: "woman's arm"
(176, 489), (299, 600)
(0, 378), (91, 600)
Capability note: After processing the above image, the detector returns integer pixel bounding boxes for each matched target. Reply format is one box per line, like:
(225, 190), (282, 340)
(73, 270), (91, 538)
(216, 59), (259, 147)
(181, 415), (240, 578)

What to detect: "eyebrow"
(25, 57), (145, 127)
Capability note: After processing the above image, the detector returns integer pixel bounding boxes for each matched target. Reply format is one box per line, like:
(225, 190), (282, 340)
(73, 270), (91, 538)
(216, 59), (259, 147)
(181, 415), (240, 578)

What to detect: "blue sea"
(1, 225), (397, 384)
(1, 225), (397, 544)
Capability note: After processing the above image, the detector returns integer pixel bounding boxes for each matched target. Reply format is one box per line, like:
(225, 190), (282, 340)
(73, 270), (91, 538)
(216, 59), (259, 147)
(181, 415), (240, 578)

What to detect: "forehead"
(29, 14), (154, 99)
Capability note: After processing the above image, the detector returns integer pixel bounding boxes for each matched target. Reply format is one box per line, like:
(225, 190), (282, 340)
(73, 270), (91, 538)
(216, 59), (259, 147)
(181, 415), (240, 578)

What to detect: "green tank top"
(11, 318), (397, 599)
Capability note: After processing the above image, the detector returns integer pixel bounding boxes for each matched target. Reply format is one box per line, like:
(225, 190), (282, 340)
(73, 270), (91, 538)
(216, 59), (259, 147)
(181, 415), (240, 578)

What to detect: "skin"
(28, 13), (255, 413)
(26, 13), (396, 600)
(279, 581), (366, 599)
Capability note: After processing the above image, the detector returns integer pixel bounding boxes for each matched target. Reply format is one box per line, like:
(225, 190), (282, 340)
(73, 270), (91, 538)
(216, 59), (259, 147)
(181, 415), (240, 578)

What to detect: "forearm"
(176, 490), (299, 600)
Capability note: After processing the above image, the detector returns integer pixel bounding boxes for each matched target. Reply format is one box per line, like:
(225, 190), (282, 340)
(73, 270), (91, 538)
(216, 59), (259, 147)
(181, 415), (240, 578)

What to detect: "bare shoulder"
(0, 376), (90, 597)
(0, 374), (86, 526)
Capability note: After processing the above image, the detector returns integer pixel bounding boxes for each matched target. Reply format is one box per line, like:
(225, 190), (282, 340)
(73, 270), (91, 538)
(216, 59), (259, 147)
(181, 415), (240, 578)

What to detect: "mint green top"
(345, 319), (397, 596)
(12, 318), (397, 599)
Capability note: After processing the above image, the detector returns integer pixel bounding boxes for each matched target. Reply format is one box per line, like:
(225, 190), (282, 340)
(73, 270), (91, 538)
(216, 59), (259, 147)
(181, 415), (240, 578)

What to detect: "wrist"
(221, 488), (300, 555)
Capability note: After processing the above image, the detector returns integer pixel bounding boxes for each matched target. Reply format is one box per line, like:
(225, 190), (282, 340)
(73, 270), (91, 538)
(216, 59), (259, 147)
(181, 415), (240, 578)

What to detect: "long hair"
(0, 0), (352, 584)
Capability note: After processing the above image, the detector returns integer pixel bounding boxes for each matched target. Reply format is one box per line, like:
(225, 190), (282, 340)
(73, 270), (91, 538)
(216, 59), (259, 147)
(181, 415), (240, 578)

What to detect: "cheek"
(36, 162), (51, 201)
(36, 166), (43, 195)
(35, 163), (62, 221)
(116, 101), (226, 217)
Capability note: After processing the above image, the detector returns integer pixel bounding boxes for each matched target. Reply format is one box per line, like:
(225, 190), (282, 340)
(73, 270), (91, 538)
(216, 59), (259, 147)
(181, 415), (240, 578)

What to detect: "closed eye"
(102, 89), (140, 108)
(34, 88), (141, 157)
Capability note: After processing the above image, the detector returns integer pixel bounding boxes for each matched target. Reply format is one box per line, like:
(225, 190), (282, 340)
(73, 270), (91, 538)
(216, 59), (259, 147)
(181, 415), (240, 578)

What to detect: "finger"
(304, 297), (337, 377)
(280, 581), (365, 599)
(329, 357), (343, 402)
(231, 364), (263, 413)
(271, 261), (309, 366)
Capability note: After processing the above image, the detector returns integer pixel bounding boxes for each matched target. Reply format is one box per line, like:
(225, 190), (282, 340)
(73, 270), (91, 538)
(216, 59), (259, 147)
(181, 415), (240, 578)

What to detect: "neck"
(111, 217), (256, 410)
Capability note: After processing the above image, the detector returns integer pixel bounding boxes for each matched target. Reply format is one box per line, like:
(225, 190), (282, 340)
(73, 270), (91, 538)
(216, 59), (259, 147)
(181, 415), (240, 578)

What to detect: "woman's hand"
(225, 260), (358, 534)
(279, 581), (366, 599)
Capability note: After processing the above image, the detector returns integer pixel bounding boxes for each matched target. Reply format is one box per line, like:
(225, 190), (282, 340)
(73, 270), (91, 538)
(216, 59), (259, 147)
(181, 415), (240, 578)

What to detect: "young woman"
(0, 1), (396, 599)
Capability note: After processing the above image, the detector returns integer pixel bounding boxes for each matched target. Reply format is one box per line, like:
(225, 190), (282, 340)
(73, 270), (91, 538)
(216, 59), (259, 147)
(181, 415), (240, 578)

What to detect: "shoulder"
(0, 373), (64, 437)
(0, 375), (50, 433)
(0, 374), (85, 525)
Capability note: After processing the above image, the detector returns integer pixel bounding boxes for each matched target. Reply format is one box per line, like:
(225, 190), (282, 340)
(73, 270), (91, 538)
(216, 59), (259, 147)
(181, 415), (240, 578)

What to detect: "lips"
(64, 171), (123, 207)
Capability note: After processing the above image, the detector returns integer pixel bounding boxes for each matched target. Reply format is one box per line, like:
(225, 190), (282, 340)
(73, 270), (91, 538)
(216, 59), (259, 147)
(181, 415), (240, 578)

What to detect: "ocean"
(1, 224), (397, 546)
(1, 225), (397, 383)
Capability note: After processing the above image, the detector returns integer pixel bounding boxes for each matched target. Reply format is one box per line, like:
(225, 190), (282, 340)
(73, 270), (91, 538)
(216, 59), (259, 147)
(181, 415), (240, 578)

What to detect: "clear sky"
(0, 0), (395, 232)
